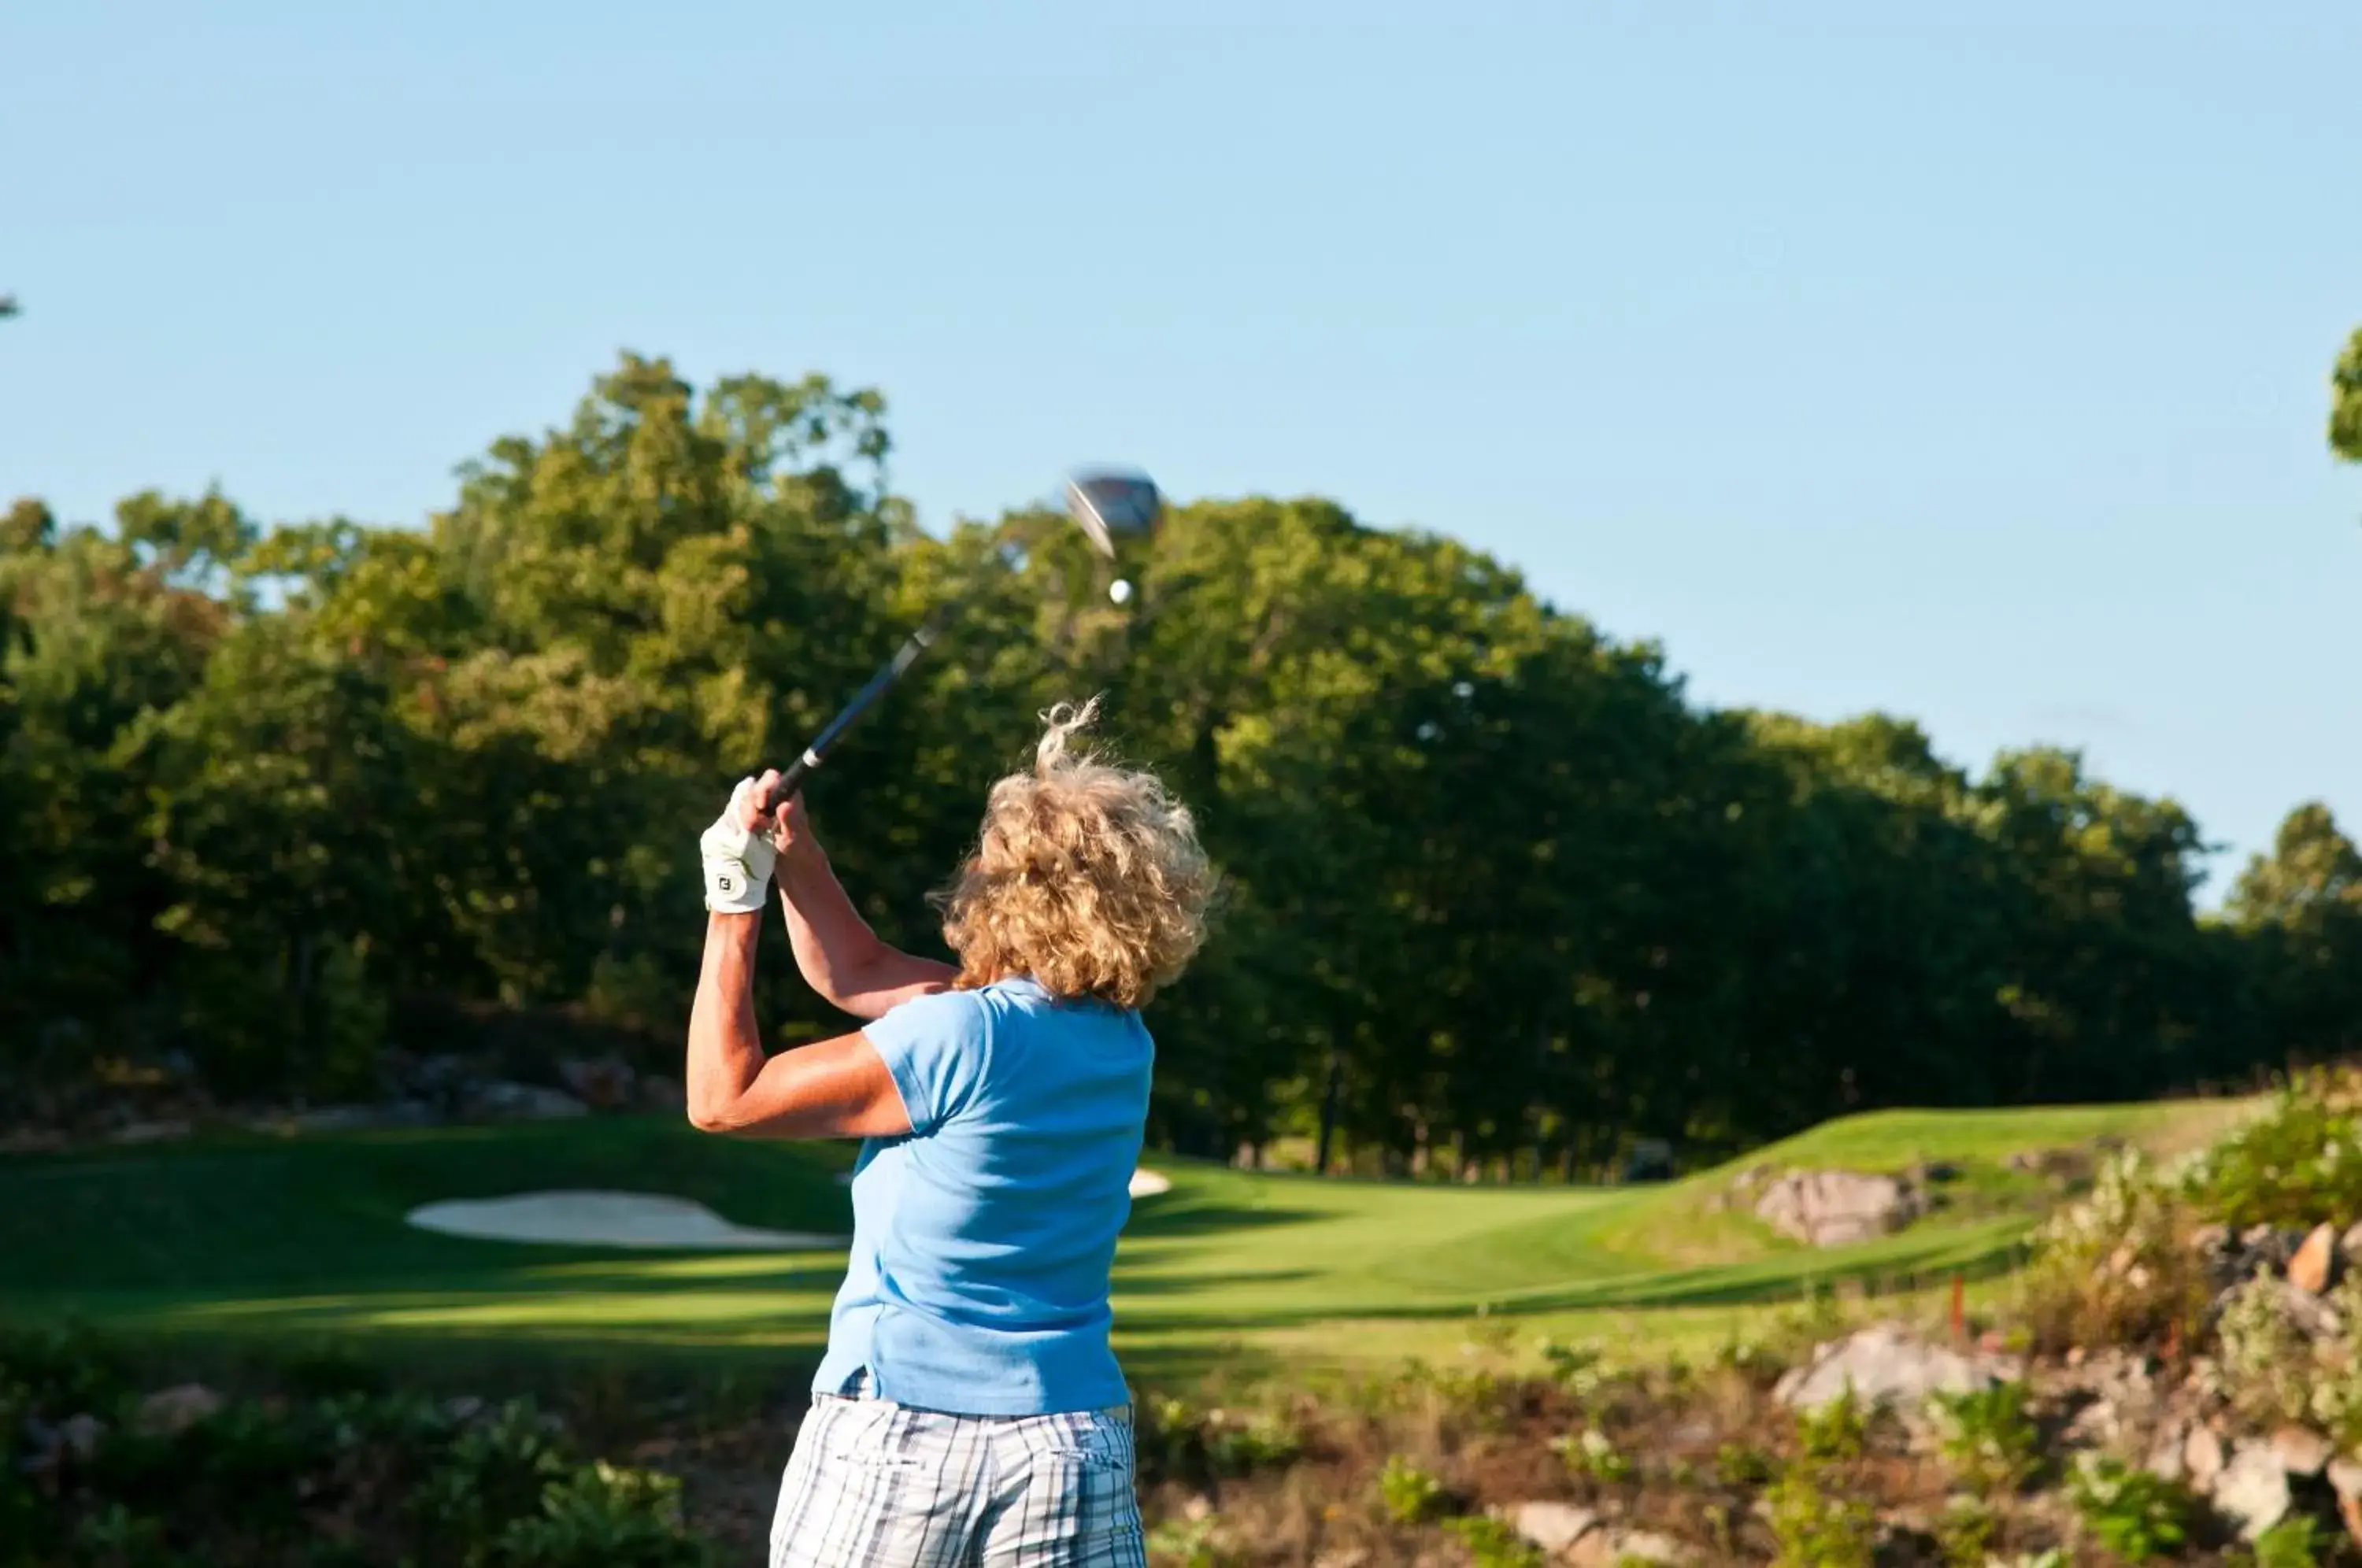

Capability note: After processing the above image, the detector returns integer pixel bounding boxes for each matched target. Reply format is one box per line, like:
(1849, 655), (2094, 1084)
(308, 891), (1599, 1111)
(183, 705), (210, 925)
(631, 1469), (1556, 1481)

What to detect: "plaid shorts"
(769, 1376), (1147, 1567)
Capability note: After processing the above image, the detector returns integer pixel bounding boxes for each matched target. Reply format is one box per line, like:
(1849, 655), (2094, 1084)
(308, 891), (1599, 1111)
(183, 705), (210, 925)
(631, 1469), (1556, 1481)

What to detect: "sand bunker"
(1128, 1169), (1172, 1198)
(405, 1190), (843, 1251)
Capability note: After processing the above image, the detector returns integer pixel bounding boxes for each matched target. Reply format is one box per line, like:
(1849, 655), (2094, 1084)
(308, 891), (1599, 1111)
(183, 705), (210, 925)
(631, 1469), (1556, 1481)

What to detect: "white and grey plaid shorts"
(769, 1377), (1147, 1567)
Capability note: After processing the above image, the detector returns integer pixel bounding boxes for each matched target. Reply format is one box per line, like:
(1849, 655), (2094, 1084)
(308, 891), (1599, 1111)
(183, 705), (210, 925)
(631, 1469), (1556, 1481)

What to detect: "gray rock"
(1509, 1500), (1598, 1553)
(2271, 1425), (2334, 1478)
(135, 1384), (224, 1437)
(1603, 1530), (1693, 1566)
(468, 1082), (588, 1121)
(2339, 1220), (2362, 1266)
(557, 1055), (637, 1110)
(285, 1100), (439, 1134)
(1753, 1170), (1923, 1248)
(2215, 1441), (2294, 1540)
(109, 1119), (192, 1145)
(1775, 1324), (2008, 1412)
(58, 1412), (106, 1459)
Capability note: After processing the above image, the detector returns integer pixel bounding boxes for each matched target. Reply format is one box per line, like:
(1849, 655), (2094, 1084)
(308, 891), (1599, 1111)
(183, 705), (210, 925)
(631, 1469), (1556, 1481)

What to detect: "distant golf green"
(2, 1098), (2248, 1383)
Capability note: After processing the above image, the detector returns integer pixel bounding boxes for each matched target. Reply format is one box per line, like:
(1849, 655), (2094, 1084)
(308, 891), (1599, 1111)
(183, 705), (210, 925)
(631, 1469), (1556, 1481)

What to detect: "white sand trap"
(405, 1190), (843, 1251)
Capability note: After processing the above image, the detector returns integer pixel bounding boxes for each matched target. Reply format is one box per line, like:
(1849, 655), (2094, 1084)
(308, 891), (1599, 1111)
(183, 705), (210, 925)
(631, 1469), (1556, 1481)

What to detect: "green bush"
(1378, 1454), (1448, 1525)
(1765, 1465), (1875, 1568)
(2184, 1071), (2362, 1228)
(1444, 1514), (1544, 1568)
(1934, 1495), (1995, 1568)
(485, 1461), (705, 1568)
(413, 1400), (570, 1562)
(1714, 1442), (1775, 1488)
(1927, 1381), (2039, 1494)
(2020, 1149), (2208, 1353)
(1795, 1389), (1867, 1463)
(2067, 1454), (2190, 1562)
(1552, 1427), (1636, 1484)
(2249, 1514), (2327, 1568)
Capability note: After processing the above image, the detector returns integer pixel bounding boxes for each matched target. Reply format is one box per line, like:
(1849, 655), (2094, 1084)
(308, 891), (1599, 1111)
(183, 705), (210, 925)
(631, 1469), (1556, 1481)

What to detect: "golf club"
(752, 468), (1162, 815)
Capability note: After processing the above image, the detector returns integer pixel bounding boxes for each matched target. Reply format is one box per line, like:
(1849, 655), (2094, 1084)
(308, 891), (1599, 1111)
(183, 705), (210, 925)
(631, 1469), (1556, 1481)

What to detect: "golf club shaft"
(759, 608), (949, 814)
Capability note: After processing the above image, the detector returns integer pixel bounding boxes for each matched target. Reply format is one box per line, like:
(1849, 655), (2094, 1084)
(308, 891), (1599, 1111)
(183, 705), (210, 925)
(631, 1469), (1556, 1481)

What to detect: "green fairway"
(1, 1097), (2249, 1383)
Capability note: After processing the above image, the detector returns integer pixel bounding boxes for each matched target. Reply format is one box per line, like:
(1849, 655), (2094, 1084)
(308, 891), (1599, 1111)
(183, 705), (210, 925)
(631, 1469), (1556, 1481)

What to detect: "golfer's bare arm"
(685, 912), (913, 1139)
(772, 803), (955, 1020)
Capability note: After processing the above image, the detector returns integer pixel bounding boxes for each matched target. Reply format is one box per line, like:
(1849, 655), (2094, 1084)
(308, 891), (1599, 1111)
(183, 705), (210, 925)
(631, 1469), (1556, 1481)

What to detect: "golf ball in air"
(1109, 579), (1133, 605)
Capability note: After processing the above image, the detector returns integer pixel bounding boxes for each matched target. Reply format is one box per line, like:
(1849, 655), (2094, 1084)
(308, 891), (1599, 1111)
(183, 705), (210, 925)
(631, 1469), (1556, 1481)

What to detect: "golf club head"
(1064, 468), (1162, 558)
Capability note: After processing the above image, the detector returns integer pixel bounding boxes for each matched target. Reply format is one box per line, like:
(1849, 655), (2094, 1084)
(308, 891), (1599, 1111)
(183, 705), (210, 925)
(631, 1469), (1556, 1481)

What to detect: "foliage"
(1795, 1389), (1868, 1463)
(1, 352), (2342, 1165)
(2065, 1454), (2190, 1563)
(1927, 1381), (2040, 1495)
(1552, 1426), (1636, 1485)
(1934, 1494), (1996, 1568)
(1443, 1514), (1545, 1568)
(2020, 1149), (2207, 1352)
(2183, 1069), (2362, 1229)
(1764, 1464), (1876, 1568)
(483, 1462), (705, 1568)
(1377, 1454), (1448, 1525)
(2248, 1514), (2327, 1568)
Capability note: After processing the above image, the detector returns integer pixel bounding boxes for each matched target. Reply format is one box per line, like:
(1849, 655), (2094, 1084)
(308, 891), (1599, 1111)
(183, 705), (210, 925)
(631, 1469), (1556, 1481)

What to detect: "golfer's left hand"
(700, 772), (782, 914)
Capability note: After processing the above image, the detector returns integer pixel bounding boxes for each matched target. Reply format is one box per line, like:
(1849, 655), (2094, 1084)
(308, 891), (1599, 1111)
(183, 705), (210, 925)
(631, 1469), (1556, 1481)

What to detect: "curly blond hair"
(935, 700), (1213, 1010)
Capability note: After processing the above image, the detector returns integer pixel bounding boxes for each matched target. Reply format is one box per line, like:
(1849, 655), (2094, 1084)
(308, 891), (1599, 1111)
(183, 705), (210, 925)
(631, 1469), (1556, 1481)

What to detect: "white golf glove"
(699, 778), (778, 915)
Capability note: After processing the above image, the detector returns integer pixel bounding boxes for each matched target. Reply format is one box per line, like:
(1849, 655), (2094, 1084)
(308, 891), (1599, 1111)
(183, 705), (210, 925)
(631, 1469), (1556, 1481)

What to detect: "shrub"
(2249, 1514), (2327, 1568)
(1552, 1427), (1635, 1484)
(1796, 1389), (1867, 1463)
(413, 1399), (570, 1561)
(1715, 1442), (1775, 1488)
(1145, 1514), (1236, 1568)
(2067, 1454), (2190, 1562)
(1764, 1466), (1875, 1568)
(2216, 1272), (2318, 1429)
(2183, 1071), (2362, 1229)
(1378, 1454), (1448, 1525)
(1934, 1494), (1995, 1568)
(1927, 1381), (2040, 1494)
(1444, 1514), (1544, 1568)
(486, 1461), (704, 1568)
(2020, 1149), (2207, 1352)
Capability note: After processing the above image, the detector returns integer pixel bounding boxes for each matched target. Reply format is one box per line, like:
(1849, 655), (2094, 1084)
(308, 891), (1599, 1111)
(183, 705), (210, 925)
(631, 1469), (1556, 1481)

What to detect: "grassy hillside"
(1, 1096), (2254, 1384)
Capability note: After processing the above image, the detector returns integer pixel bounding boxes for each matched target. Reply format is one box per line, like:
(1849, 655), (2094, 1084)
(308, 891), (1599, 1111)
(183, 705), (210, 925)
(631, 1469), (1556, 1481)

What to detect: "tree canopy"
(2, 353), (2348, 1169)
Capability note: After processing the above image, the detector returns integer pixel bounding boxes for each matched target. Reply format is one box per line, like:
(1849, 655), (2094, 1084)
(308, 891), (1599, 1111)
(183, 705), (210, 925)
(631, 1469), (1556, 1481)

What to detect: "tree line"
(5, 347), (2360, 1172)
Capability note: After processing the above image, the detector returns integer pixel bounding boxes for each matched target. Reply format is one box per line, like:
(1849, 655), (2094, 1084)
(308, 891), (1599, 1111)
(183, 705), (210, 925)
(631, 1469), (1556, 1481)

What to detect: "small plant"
(1539, 1338), (1609, 1398)
(1927, 1381), (2040, 1494)
(1204, 1410), (1304, 1475)
(1444, 1514), (1545, 1568)
(1715, 1442), (1775, 1488)
(1796, 1389), (1868, 1463)
(486, 1460), (704, 1568)
(2020, 1149), (2206, 1353)
(1379, 1454), (1448, 1525)
(2249, 1514), (2326, 1568)
(1764, 1465), (1875, 1568)
(1934, 1494), (1995, 1568)
(2186, 1071), (2362, 1228)
(2067, 1453), (2190, 1563)
(1551, 1427), (1635, 1484)
(1146, 1513), (1236, 1568)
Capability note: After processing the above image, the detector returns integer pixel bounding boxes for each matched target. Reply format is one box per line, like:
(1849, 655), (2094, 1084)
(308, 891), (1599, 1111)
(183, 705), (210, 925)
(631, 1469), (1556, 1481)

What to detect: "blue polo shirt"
(813, 977), (1151, 1415)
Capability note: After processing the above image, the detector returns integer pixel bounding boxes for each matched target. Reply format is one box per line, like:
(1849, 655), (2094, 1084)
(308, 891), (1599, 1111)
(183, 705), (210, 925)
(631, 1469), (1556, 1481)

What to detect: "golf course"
(0, 1095), (2249, 1390)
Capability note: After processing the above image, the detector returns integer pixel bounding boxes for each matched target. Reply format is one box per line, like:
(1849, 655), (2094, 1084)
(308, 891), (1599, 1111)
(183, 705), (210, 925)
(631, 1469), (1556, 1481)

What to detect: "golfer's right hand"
(700, 775), (780, 915)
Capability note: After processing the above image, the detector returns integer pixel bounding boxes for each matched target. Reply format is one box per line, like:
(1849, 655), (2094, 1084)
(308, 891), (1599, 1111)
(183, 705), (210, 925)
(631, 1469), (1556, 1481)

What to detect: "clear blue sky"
(6, 2), (2357, 889)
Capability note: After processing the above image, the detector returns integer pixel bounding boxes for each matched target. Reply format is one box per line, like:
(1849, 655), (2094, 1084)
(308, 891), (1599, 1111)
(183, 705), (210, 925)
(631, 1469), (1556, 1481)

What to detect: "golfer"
(685, 701), (1214, 1566)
